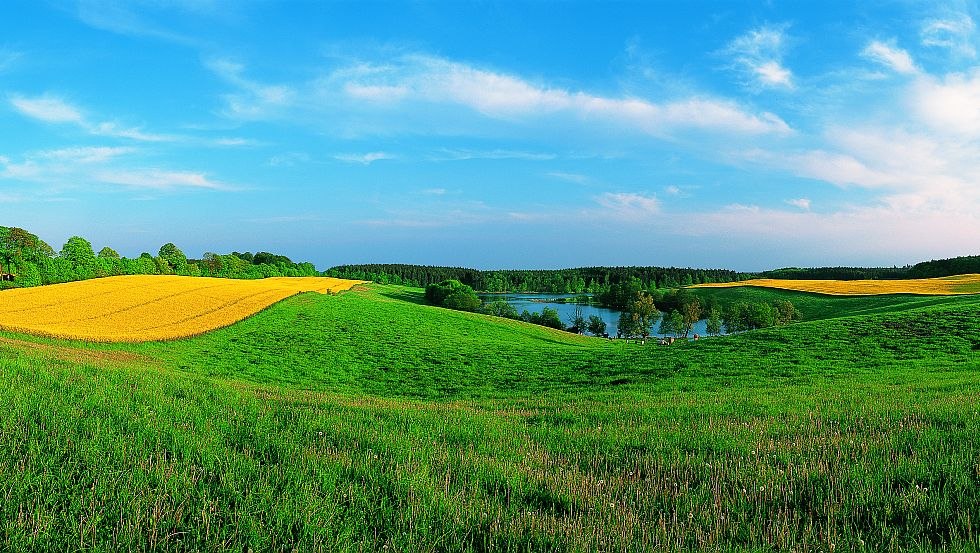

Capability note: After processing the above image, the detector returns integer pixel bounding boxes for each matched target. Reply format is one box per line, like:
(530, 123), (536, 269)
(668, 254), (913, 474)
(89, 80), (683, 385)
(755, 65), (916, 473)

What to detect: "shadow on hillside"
(377, 289), (428, 305)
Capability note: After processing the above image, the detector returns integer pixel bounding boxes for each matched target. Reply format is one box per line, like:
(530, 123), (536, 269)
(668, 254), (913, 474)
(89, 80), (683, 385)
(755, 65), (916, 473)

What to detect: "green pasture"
(0, 284), (978, 551)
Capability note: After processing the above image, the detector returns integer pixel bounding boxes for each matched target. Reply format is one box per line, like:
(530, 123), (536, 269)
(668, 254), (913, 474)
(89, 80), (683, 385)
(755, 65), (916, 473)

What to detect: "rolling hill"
(0, 279), (978, 551)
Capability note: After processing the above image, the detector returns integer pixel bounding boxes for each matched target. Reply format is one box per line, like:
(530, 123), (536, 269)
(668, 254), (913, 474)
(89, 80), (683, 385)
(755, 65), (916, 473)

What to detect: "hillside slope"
(111, 284), (980, 398)
(0, 284), (978, 551)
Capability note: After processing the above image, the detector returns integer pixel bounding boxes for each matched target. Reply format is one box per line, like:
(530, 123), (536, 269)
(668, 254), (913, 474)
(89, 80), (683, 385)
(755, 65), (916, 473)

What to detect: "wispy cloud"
(212, 137), (260, 147)
(10, 94), (175, 141)
(206, 58), (296, 120)
(74, 0), (204, 46)
(209, 53), (792, 138)
(267, 152), (310, 167)
(342, 55), (793, 135)
(244, 214), (322, 224)
(0, 49), (23, 72)
(785, 197), (811, 210)
(11, 95), (85, 123)
(35, 146), (135, 163)
(547, 171), (590, 184)
(596, 192), (660, 221)
(91, 169), (231, 190)
(724, 25), (794, 89)
(861, 40), (918, 74)
(0, 146), (235, 192)
(333, 151), (394, 164)
(430, 148), (556, 162)
(921, 14), (977, 58)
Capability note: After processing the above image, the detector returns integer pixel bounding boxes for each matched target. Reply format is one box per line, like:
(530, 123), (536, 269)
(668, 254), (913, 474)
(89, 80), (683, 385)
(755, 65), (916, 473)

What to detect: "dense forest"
(329, 258), (980, 295)
(758, 266), (911, 280)
(907, 255), (980, 278)
(0, 226), (318, 289)
(759, 256), (980, 280)
(325, 264), (750, 293)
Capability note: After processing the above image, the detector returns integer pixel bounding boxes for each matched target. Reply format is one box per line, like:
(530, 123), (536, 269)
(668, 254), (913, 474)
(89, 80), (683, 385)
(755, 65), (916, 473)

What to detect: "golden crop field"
(693, 274), (980, 295)
(0, 275), (364, 342)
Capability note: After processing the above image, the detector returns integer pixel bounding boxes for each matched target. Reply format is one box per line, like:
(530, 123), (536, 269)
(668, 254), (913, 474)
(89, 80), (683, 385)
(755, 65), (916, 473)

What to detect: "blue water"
(481, 293), (711, 337)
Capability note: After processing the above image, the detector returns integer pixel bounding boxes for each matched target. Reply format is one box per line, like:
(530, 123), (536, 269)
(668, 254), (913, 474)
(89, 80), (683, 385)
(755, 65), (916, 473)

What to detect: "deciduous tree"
(681, 298), (702, 338)
(706, 306), (723, 336)
(586, 315), (607, 337)
(158, 243), (188, 274)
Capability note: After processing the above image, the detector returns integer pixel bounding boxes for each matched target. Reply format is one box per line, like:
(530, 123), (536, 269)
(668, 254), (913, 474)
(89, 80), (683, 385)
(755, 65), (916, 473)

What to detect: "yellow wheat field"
(0, 275), (364, 342)
(693, 274), (980, 296)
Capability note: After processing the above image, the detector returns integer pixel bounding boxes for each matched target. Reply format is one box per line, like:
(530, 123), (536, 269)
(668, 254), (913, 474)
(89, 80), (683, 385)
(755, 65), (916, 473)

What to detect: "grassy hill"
(1, 283), (978, 551)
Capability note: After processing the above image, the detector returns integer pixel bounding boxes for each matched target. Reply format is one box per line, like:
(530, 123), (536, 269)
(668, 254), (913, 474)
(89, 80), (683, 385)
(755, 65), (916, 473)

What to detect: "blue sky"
(2, 1), (978, 270)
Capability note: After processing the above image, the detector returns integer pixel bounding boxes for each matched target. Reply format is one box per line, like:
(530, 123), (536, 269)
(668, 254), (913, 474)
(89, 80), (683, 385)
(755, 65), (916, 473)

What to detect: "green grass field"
(1, 284), (979, 551)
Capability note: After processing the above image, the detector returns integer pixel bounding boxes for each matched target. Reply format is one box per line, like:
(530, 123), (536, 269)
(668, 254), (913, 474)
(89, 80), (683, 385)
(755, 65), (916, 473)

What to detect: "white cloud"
(92, 169), (230, 190)
(921, 14), (977, 58)
(862, 40), (918, 74)
(755, 61), (793, 87)
(212, 137), (259, 147)
(911, 69), (980, 137)
(244, 214), (321, 224)
(11, 95), (85, 124)
(211, 54), (791, 137)
(741, 122), (980, 216)
(92, 122), (174, 142)
(206, 58), (297, 120)
(786, 198), (811, 210)
(421, 188), (447, 195)
(725, 25), (794, 89)
(596, 192), (660, 220)
(10, 94), (174, 141)
(547, 172), (590, 184)
(75, 0), (203, 46)
(267, 152), (310, 167)
(358, 205), (496, 228)
(0, 147), (235, 192)
(35, 146), (135, 164)
(408, 57), (572, 116)
(431, 149), (556, 162)
(333, 151), (394, 164)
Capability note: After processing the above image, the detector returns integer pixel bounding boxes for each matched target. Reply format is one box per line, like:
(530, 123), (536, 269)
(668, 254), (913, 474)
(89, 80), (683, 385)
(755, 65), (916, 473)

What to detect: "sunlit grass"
(0, 284), (978, 550)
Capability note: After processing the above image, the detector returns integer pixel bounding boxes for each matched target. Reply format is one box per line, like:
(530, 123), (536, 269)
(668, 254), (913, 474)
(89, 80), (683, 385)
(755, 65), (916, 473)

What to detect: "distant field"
(694, 273), (980, 295)
(0, 275), (363, 342)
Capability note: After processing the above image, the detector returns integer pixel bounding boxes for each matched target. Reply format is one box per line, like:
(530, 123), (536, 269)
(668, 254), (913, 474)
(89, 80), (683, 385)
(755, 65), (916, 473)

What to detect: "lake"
(481, 293), (713, 337)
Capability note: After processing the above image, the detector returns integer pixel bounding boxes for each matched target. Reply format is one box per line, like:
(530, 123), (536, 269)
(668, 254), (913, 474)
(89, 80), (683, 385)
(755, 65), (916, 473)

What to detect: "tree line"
(328, 264), (750, 293)
(758, 255), (980, 280)
(331, 254), (980, 294)
(0, 226), (319, 289)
